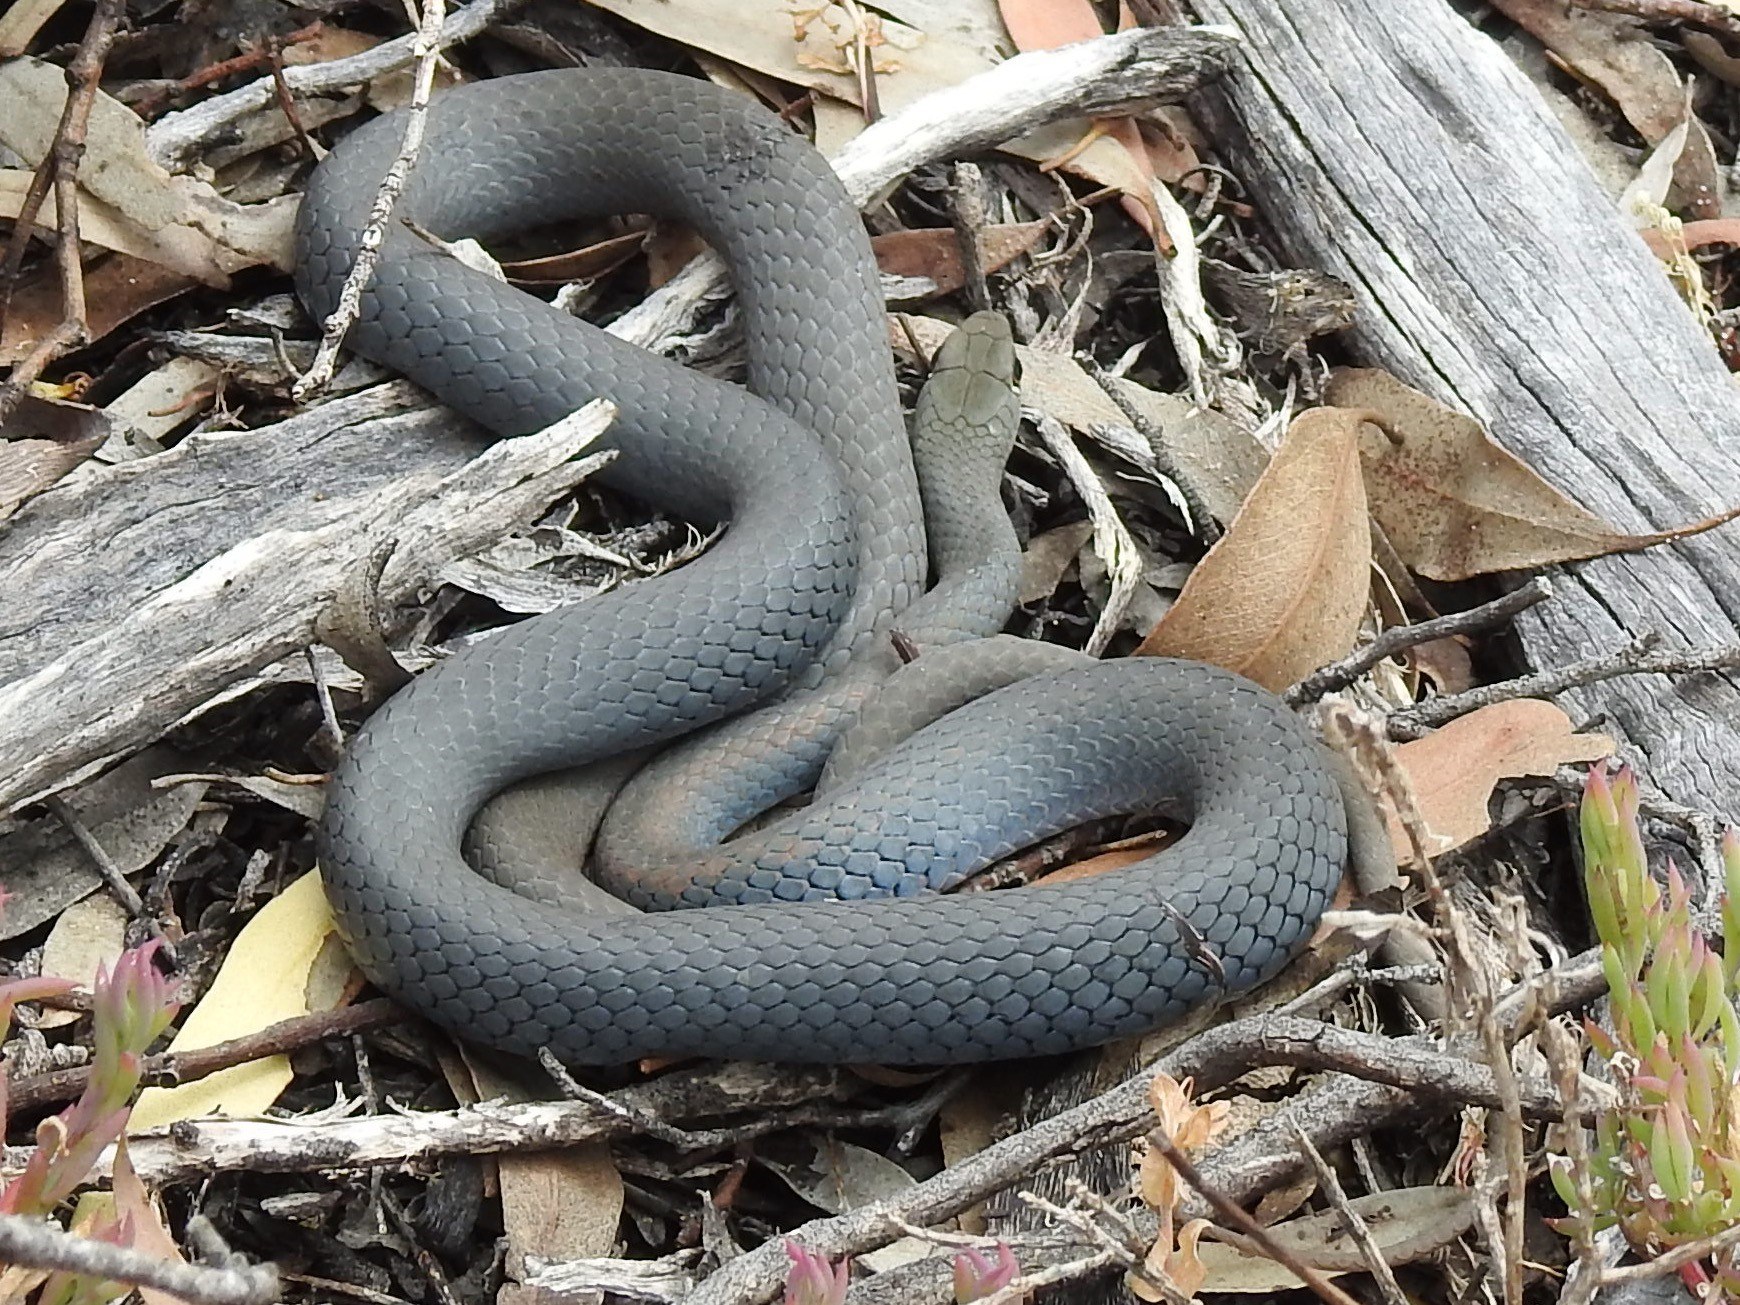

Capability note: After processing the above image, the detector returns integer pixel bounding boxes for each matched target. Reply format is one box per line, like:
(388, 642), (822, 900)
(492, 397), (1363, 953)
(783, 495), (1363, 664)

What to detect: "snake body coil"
(296, 69), (1347, 1065)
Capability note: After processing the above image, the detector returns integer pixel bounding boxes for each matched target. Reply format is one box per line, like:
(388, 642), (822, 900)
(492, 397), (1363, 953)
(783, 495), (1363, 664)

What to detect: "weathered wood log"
(0, 390), (613, 810)
(1182, 0), (1740, 821)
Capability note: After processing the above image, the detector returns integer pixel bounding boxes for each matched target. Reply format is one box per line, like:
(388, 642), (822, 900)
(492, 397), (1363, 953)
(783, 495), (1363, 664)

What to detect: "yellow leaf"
(128, 871), (352, 1130)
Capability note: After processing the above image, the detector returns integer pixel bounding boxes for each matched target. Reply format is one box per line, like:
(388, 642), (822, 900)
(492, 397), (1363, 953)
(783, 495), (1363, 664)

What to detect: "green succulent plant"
(1551, 765), (1740, 1300)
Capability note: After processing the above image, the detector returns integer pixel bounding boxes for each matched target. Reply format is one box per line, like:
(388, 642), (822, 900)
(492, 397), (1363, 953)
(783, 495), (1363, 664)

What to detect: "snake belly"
(295, 68), (1348, 1065)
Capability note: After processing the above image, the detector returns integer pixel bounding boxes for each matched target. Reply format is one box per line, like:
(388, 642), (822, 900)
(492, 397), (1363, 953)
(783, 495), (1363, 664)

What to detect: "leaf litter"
(1, 0), (1737, 1301)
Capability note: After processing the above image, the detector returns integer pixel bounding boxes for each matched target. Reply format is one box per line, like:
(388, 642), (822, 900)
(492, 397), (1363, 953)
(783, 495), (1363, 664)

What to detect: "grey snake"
(294, 68), (1347, 1065)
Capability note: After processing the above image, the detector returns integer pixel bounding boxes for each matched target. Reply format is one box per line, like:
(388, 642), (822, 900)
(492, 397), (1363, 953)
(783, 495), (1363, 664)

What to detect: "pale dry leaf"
(1138, 407), (1370, 690)
(1325, 368), (1740, 581)
(792, 2), (922, 77)
(0, 0), (70, 57)
(1621, 113), (1689, 222)
(104, 356), (224, 448)
(1169, 1218), (1212, 1299)
(461, 1053), (625, 1280)
(128, 870), (355, 1130)
(37, 894), (130, 1030)
(0, 58), (182, 229)
(0, 748), (207, 942)
(1196, 1186), (1475, 1291)
(109, 1140), (190, 1305)
(0, 61), (296, 278)
(1388, 699), (1613, 855)
(758, 1132), (916, 1214)
(1018, 520), (1095, 605)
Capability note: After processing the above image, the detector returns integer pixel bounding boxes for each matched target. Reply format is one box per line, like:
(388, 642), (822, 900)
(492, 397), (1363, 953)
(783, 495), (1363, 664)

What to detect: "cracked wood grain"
(1179, 0), (1740, 820)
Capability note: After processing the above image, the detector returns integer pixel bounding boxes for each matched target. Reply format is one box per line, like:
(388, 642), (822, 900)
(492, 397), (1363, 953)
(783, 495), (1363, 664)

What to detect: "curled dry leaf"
(1326, 368), (1740, 582)
(1388, 699), (1613, 856)
(1137, 407), (1370, 691)
(998, 0), (1164, 238)
(1131, 1073), (1229, 1303)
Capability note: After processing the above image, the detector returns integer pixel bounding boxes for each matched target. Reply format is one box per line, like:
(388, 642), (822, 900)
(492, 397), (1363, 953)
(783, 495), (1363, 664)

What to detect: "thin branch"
(1571, 0), (1740, 32)
(1084, 360), (1223, 544)
(291, 0), (449, 401)
(0, 1211), (276, 1305)
(1032, 414), (1142, 655)
(6, 1000), (403, 1115)
(143, 0), (527, 169)
(1389, 639), (1740, 736)
(1291, 1126), (1410, 1305)
(1286, 578), (1552, 705)
(1597, 1221), (1740, 1284)
(0, 0), (126, 423)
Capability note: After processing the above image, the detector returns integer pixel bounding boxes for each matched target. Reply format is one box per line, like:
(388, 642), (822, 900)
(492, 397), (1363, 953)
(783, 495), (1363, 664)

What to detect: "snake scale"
(294, 68), (1347, 1065)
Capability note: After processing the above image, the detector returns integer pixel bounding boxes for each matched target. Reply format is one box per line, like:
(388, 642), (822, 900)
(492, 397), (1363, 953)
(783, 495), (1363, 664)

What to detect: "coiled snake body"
(296, 68), (1347, 1065)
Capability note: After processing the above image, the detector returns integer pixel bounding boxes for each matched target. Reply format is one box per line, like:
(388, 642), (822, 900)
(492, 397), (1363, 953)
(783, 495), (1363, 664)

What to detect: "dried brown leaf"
(0, 254), (196, 364)
(1488, 0), (1684, 139)
(997, 0), (1103, 48)
(871, 221), (1049, 296)
(109, 1141), (189, 1305)
(1196, 1186), (1474, 1291)
(1326, 368), (1740, 581)
(1407, 636), (1476, 696)
(1138, 408), (1369, 690)
(461, 1053), (624, 1280)
(1388, 699), (1613, 855)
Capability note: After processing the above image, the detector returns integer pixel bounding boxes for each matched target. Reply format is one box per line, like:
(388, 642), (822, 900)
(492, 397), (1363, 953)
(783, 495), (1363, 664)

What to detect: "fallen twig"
(143, 0), (527, 169)
(1031, 414), (1142, 655)
(1286, 578), (1553, 705)
(1389, 639), (1740, 736)
(1571, 0), (1740, 32)
(293, 0), (448, 401)
(688, 948), (1606, 1305)
(0, 1211), (276, 1305)
(1292, 1125), (1409, 1305)
(1149, 1130), (1362, 1305)
(6, 1000), (403, 1115)
(0, 0), (126, 423)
